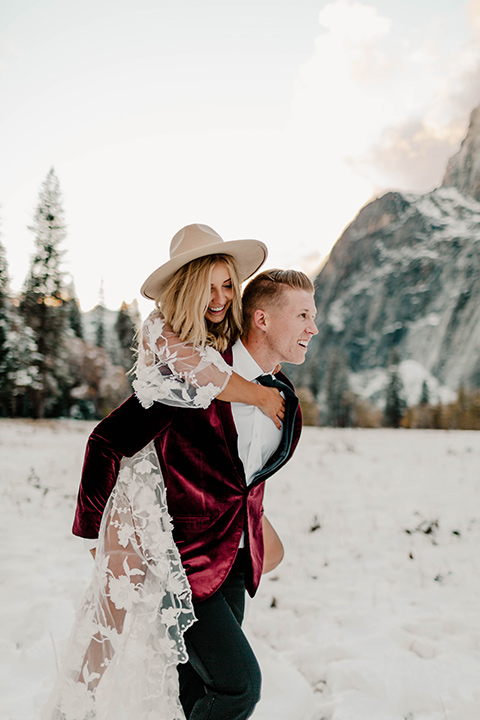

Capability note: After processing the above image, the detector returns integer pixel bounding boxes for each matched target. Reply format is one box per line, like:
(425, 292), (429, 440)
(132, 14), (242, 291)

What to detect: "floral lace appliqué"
(132, 310), (232, 410)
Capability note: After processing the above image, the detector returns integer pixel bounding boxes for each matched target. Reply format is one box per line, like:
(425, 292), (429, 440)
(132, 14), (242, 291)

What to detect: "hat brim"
(140, 238), (268, 300)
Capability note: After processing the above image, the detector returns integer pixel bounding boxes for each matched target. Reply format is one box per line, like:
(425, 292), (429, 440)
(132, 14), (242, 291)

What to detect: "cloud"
(292, 0), (394, 157)
(354, 119), (467, 193)
(356, 51), (480, 192)
(0, 34), (22, 73)
(470, 0), (480, 35)
(290, 0), (480, 196)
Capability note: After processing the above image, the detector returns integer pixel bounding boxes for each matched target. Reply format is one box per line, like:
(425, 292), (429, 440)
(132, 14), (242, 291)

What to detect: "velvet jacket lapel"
(249, 374), (299, 487)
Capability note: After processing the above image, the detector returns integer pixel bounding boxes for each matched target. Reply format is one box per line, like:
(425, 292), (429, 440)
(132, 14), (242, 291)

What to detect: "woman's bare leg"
(261, 514), (284, 574)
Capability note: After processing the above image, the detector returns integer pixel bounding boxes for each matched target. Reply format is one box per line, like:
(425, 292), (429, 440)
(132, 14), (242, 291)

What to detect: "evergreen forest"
(0, 169), (138, 419)
(2, 169), (479, 429)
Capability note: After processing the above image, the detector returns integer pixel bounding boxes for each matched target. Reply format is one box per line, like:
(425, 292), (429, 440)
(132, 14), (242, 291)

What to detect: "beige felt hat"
(140, 223), (268, 300)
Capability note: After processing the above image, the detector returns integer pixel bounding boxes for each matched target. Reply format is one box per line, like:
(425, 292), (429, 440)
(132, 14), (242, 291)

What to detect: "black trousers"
(178, 551), (262, 720)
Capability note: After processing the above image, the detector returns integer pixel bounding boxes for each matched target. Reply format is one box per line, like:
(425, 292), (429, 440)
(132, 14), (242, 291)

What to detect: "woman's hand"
(217, 372), (285, 429)
(256, 385), (285, 430)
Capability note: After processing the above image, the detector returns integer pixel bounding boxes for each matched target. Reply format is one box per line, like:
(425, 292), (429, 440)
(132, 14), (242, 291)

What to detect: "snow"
(1, 420), (480, 720)
(394, 359), (456, 405)
(350, 360), (456, 406)
(414, 188), (480, 241)
(327, 300), (347, 332)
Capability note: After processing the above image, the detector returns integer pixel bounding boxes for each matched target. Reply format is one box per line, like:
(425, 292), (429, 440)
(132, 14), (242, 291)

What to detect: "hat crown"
(170, 223), (225, 260)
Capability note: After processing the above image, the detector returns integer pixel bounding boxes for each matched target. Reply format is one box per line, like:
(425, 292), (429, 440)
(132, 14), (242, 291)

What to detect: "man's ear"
(252, 308), (268, 332)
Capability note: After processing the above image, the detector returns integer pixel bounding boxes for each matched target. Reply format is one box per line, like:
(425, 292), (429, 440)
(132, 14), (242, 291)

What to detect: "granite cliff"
(293, 104), (480, 405)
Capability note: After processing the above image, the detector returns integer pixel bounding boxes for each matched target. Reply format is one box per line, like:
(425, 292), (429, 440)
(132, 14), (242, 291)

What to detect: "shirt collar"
(232, 339), (273, 381)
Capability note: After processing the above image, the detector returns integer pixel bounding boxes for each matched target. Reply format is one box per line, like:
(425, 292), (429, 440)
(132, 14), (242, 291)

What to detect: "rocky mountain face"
(442, 105), (480, 202)
(292, 104), (480, 405)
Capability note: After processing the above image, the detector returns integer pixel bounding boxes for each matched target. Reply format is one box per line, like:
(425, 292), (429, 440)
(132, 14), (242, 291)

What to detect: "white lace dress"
(41, 310), (233, 720)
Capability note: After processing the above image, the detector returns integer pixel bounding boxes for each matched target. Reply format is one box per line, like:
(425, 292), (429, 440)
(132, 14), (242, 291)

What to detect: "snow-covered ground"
(1, 419), (479, 720)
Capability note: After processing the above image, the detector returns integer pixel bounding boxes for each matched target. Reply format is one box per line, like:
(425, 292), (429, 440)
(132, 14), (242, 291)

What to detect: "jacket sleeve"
(72, 394), (173, 539)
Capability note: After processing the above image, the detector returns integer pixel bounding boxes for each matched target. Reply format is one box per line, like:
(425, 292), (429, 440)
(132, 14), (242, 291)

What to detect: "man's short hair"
(242, 269), (315, 330)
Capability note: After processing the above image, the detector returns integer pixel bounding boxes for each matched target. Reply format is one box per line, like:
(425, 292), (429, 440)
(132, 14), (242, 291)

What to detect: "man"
(73, 268), (317, 720)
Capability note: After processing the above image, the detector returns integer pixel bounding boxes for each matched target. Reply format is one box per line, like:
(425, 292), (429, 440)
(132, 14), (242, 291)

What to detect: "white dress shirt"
(230, 339), (282, 485)
(230, 339), (282, 548)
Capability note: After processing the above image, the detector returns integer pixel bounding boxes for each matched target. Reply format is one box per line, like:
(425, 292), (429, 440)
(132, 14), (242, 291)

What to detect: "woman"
(43, 224), (285, 720)
(133, 226), (285, 429)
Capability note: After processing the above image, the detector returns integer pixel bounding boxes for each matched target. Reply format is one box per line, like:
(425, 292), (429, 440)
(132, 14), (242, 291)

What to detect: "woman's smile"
(204, 262), (233, 323)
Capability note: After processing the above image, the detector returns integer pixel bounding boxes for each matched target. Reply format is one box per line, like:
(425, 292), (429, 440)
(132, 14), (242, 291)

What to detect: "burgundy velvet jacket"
(73, 349), (302, 603)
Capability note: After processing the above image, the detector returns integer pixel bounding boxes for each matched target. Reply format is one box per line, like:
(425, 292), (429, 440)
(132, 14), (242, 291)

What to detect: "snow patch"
(2, 420), (480, 719)
(350, 360), (456, 406)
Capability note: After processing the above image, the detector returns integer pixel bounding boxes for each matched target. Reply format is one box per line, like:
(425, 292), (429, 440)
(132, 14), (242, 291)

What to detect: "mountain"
(82, 300), (140, 368)
(442, 104), (480, 202)
(292, 104), (480, 406)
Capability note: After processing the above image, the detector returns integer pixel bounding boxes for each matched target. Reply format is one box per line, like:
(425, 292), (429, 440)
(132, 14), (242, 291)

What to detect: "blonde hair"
(242, 269), (315, 331)
(156, 254), (243, 352)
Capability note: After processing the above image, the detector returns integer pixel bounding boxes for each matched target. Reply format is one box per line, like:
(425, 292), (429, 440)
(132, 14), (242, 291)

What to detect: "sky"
(1, 0), (479, 317)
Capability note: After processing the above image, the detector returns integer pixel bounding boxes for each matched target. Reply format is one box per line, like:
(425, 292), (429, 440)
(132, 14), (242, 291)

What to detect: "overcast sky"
(1, 0), (479, 316)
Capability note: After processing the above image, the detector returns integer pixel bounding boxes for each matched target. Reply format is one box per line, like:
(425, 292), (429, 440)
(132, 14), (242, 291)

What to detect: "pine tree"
(0, 230), (6, 295)
(94, 305), (105, 347)
(0, 229), (11, 412)
(67, 297), (84, 338)
(384, 359), (406, 428)
(1, 314), (42, 416)
(94, 280), (106, 348)
(420, 379), (430, 405)
(0, 226), (8, 351)
(20, 168), (69, 417)
(115, 300), (138, 372)
(0, 222), (43, 417)
(325, 350), (352, 427)
(65, 280), (84, 339)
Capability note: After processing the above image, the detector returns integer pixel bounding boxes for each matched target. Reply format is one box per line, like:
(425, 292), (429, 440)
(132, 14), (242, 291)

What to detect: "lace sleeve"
(132, 310), (233, 410)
